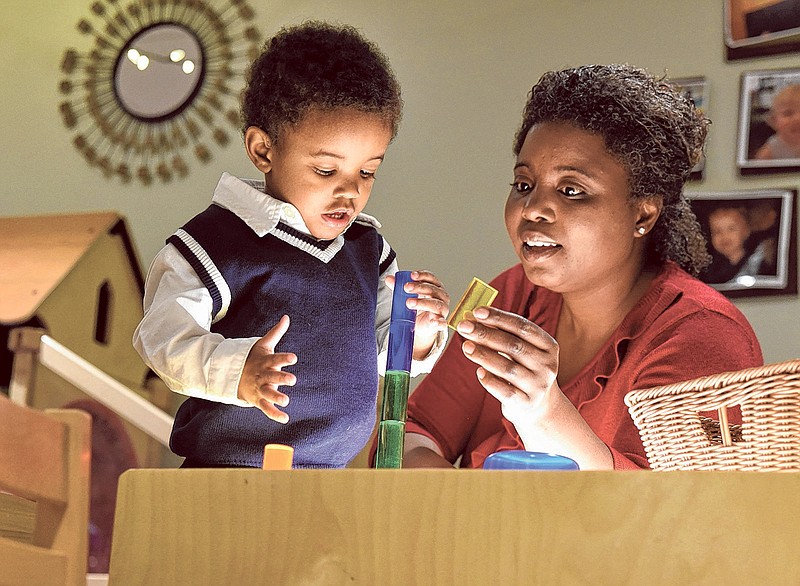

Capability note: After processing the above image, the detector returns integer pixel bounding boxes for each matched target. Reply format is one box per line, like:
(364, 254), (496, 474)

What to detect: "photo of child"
(738, 68), (800, 172)
(702, 205), (775, 284)
(753, 84), (800, 160)
(690, 190), (796, 297)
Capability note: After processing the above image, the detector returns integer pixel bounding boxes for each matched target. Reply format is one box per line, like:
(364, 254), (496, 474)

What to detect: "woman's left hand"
(456, 306), (559, 429)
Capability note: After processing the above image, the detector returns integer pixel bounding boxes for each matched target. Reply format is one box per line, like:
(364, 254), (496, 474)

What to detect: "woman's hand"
(456, 306), (613, 469)
(238, 315), (297, 423)
(387, 270), (450, 360)
(456, 306), (559, 431)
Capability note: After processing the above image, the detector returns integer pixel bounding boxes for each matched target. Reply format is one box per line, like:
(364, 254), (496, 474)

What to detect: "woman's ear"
(244, 126), (274, 173)
(634, 196), (663, 237)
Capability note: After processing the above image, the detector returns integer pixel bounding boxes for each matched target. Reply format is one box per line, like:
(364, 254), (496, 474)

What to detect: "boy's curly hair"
(241, 21), (402, 142)
(513, 64), (711, 276)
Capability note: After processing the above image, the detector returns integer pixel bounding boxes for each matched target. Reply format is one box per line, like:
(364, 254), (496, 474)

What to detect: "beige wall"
(1, 0), (798, 362)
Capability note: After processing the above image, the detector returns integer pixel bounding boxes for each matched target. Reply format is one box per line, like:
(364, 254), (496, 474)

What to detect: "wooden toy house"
(0, 209), (184, 455)
(1, 211), (144, 385)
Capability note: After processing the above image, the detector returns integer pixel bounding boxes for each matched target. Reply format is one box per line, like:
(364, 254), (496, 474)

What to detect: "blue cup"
(386, 271), (417, 372)
(483, 450), (579, 470)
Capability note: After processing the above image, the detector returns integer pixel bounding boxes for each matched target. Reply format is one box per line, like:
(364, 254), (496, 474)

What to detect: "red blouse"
(405, 261), (763, 470)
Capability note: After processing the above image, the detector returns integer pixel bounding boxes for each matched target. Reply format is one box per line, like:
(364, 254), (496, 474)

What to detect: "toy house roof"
(0, 211), (144, 325)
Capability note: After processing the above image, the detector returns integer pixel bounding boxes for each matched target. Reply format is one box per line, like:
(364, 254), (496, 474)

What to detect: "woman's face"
(505, 122), (645, 294)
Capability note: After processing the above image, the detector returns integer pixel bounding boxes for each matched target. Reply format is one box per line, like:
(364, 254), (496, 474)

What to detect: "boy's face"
(768, 89), (800, 148)
(255, 108), (392, 240)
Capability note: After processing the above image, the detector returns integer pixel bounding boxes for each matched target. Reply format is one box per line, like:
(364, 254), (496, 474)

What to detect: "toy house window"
(95, 281), (113, 345)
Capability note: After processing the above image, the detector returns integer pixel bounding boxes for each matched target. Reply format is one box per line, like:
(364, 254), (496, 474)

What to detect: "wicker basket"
(624, 359), (800, 471)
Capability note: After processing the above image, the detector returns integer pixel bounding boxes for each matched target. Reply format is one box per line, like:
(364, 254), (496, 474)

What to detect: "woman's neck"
(555, 266), (657, 385)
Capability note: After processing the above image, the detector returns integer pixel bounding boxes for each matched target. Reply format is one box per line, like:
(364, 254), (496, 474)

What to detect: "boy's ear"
(635, 196), (663, 236)
(244, 126), (274, 172)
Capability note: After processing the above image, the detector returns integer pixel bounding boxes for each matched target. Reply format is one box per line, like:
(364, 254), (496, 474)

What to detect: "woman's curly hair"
(241, 21), (402, 142)
(513, 64), (711, 276)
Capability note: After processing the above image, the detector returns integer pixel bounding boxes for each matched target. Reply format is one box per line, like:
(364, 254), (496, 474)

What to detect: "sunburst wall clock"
(58, 0), (262, 184)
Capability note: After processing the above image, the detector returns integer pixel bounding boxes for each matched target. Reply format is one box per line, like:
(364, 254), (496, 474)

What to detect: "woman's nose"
(521, 188), (555, 222)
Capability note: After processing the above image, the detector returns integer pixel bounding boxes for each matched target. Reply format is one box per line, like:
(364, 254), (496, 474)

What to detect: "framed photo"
(736, 68), (800, 174)
(725, 0), (800, 60)
(689, 188), (797, 298)
(671, 76), (708, 180)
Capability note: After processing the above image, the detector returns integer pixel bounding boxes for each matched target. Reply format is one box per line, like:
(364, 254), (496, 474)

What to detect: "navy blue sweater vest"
(167, 204), (393, 468)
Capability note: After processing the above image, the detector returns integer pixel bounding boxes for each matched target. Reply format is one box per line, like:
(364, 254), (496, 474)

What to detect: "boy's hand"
(238, 315), (297, 423)
(389, 270), (450, 360)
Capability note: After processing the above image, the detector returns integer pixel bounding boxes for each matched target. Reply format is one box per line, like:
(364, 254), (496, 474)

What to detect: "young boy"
(703, 205), (769, 284)
(133, 21), (449, 468)
(754, 84), (800, 160)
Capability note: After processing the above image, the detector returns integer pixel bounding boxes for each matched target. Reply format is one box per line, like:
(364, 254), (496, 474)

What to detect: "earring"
(637, 226), (646, 235)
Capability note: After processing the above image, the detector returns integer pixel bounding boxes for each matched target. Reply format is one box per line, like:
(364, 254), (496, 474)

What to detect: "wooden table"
(108, 469), (800, 585)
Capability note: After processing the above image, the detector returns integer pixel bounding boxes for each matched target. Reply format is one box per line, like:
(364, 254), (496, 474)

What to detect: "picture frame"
(724, 0), (800, 60)
(736, 68), (800, 174)
(671, 76), (708, 180)
(688, 188), (797, 298)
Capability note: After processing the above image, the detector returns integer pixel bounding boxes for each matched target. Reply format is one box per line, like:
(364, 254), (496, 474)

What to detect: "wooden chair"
(0, 392), (91, 586)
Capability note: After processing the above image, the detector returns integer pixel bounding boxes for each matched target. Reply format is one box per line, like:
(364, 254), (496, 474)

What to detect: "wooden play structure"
(1, 211), (145, 395)
(0, 210), (180, 573)
(0, 210), (178, 457)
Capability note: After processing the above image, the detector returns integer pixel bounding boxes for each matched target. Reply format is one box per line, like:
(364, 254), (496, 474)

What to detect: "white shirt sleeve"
(374, 258), (395, 368)
(132, 244), (259, 406)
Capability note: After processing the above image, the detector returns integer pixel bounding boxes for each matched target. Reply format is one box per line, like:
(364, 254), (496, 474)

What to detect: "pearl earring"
(637, 226), (646, 235)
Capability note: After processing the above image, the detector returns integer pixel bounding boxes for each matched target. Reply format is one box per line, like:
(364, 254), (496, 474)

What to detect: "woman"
(403, 64), (763, 470)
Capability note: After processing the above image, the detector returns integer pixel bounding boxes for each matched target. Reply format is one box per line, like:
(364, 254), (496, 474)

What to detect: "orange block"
(262, 444), (294, 470)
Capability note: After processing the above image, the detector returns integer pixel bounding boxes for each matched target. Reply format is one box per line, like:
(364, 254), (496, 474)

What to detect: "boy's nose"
(334, 177), (360, 198)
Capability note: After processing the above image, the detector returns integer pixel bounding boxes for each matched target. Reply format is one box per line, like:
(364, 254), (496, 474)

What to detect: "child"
(133, 21), (450, 469)
(754, 84), (800, 160)
(703, 205), (769, 284)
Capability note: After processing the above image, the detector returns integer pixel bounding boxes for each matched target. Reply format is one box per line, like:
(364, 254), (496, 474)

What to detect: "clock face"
(114, 23), (205, 122)
(58, 0), (262, 184)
